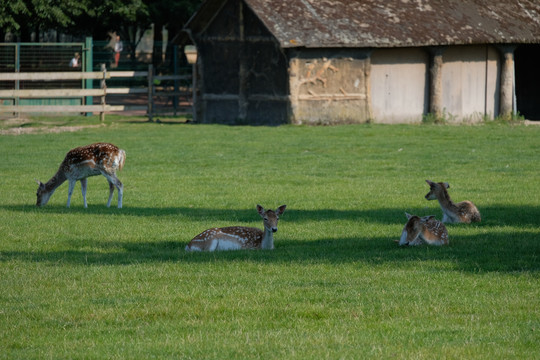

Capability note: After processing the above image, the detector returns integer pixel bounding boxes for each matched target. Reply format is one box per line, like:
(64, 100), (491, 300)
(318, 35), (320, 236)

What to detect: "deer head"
(257, 204), (287, 233)
(425, 180), (450, 200)
(35, 179), (53, 206)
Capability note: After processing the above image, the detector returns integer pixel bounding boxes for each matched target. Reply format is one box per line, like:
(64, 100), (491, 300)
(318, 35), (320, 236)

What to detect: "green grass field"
(1, 117), (539, 359)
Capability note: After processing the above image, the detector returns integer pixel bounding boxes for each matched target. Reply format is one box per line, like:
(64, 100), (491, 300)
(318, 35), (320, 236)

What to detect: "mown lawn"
(0, 117), (539, 359)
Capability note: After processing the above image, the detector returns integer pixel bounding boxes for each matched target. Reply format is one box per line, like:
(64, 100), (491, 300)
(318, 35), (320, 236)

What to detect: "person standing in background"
(114, 35), (123, 68)
(69, 52), (80, 68)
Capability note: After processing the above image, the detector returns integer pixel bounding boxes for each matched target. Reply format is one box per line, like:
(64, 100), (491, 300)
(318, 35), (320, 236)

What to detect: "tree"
(0, 0), (149, 41)
(0, 0), (29, 39)
(0, 0), (89, 41)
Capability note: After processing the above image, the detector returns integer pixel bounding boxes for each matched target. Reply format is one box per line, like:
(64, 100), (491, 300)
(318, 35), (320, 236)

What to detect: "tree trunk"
(152, 23), (163, 70)
(20, 27), (32, 42)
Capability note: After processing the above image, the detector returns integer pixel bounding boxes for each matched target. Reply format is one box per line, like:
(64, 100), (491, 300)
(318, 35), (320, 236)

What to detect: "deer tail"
(118, 149), (126, 171)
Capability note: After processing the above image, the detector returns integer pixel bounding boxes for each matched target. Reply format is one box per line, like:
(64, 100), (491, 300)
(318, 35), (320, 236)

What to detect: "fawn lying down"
(425, 180), (481, 223)
(398, 212), (448, 246)
(185, 205), (287, 251)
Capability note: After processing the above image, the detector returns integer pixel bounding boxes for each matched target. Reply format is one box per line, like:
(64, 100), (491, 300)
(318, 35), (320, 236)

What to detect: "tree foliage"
(1, 0), (202, 45)
(0, 0), (89, 40)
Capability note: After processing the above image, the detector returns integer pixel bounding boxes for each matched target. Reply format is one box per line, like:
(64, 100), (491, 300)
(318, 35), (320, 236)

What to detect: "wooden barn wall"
(370, 45), (501, 123)
(370, 48), (429, 123)
(288, 48), (372, 125)
(441, 45), (500, 121)
(195, 0), (289, 125)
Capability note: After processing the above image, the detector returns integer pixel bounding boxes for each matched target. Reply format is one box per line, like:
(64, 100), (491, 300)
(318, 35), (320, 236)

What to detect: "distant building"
(184, 0), (540, 124)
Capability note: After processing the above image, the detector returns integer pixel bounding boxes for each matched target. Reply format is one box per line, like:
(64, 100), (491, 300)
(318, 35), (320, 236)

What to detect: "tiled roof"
(186, 0), (540, 48)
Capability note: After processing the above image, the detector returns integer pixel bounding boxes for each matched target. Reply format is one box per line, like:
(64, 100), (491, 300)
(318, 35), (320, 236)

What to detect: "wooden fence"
(0, 65), (192, 121)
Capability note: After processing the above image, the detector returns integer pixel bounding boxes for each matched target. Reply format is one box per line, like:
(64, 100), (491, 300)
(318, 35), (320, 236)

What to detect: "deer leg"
(117, 181), (123, 209)
(408, 232), (423, 246)
(106, 180), (114, 208)
(113, 178), (123, 209)
(102, 172), (123, 208)
(80, 178), (88, 208)
(67, 180), (76, 208)
(208, 239), (219, 252)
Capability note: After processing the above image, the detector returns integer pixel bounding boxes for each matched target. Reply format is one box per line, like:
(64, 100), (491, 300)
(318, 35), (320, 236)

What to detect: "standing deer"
(185, 204), (287, 251)
(425, 180), (481, 223)
(36, 143), (126, 208)
(398, 213), (448, 246)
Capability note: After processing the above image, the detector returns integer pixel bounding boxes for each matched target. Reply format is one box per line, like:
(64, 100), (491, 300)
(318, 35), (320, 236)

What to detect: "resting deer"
(36, 143), (126, 208)
(398, 213), (448, 246)
(425, 180), (481, 223)
(185, 205), (287, 251)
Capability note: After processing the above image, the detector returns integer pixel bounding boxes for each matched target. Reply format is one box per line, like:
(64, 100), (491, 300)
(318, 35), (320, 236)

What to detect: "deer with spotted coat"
(36, 143), (126, 208)
(185, 205), (287, 251)
(425, 180), (481, 223)
(398, 212), (448, 246)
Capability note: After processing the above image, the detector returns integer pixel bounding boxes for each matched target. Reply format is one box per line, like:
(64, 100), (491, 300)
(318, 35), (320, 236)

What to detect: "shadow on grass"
(2, 204), (539, 273)
(1, 231), (538, 274)
(3, 203), (540, 228)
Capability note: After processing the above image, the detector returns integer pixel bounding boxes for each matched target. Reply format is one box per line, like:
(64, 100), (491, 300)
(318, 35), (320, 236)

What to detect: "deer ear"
(426, 180), (434, 186)
(35, 179), (43, 186)
(405, 212), (413, 219)
(443, 182), (450, 188)
(276, 205), (287, 216)
(256, 204), (265, 216)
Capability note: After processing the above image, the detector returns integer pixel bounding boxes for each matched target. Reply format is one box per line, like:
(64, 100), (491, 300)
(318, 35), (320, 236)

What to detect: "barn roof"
(185, 0), (540, 48)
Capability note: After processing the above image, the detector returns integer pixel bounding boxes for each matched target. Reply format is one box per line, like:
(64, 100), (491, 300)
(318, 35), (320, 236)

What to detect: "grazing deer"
(425, 180), (481, 223)
(185, 205), (287, 251)
(36, 143), (126, 208)
(398, 213), (448, 246)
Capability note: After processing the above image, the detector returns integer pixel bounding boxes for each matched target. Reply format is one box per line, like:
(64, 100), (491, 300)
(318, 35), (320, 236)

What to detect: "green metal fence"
(0, 38), (93, 108)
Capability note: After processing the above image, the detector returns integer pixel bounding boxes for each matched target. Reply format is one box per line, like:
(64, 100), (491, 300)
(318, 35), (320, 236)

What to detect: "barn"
(184, 0), (540, 125)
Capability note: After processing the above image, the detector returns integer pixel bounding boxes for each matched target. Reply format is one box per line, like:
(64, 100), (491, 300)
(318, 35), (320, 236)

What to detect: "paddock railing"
(0, 65), (192, 121)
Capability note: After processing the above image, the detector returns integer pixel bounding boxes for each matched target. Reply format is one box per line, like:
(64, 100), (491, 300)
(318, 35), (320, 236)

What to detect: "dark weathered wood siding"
(194, 0), (289, 124)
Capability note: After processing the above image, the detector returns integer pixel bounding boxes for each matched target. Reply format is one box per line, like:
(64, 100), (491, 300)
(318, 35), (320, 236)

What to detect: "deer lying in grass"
(185, 205), (287, 251)
(425, 180), (481, 223)
(398, 213), (448, 246)
(36, 143), (126, 208)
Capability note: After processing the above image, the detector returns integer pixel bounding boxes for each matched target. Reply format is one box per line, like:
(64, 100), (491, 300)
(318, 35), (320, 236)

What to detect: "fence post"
(173, 45), (178, 116)
(192, 60), (197, 123)
(100, 63), (107, 122)
(15, 43), (20, 118)
(84, 37), (93, 116)
(147, 64), (154, 122)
